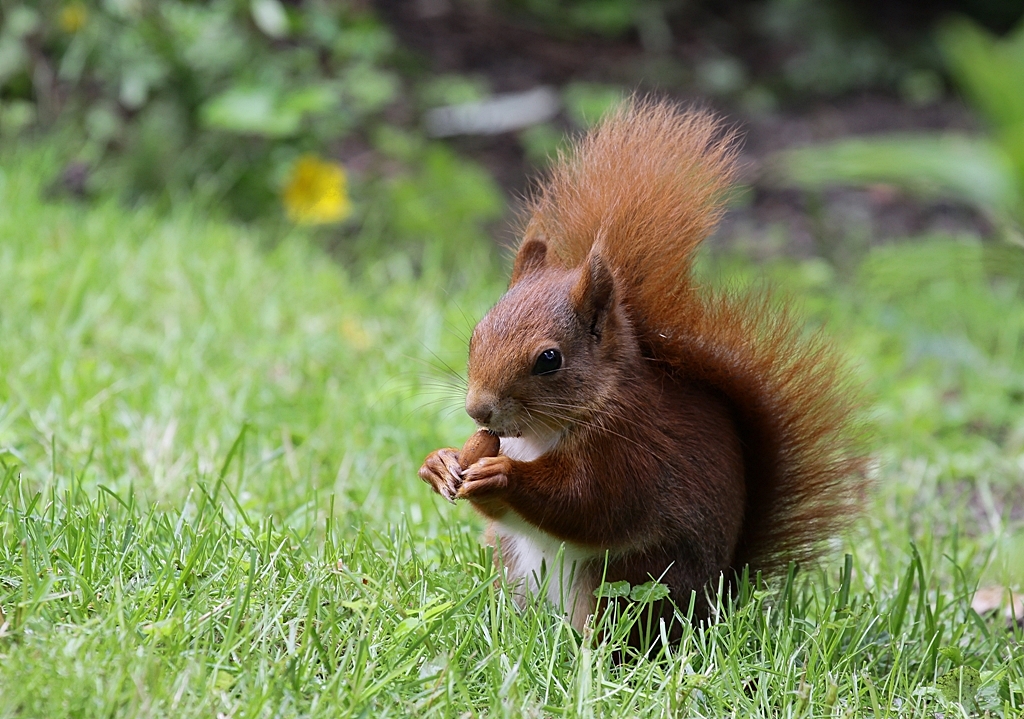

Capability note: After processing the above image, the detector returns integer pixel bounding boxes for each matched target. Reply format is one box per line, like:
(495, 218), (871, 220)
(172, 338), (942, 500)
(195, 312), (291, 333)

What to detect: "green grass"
(1, 144), (1023, 717)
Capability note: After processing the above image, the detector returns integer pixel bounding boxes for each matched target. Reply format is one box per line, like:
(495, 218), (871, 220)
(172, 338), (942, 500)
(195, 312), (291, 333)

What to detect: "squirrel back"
(517, 99), (868, 577)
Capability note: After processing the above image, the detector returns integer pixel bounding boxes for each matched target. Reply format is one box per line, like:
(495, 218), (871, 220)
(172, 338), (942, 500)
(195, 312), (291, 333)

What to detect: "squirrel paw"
(456, 455), (511, 500)
(418, 448), (462, 502)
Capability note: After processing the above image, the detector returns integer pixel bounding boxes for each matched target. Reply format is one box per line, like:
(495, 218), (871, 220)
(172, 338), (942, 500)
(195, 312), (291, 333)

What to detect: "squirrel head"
(465, 238), (640, 438)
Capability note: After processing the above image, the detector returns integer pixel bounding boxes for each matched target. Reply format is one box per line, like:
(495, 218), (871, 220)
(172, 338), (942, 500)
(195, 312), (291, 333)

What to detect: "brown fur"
(419, 98), (868, 637)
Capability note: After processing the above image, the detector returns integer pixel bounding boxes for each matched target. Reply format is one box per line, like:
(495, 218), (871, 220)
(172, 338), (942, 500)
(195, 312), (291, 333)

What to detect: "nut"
(458, 430), (500, 470)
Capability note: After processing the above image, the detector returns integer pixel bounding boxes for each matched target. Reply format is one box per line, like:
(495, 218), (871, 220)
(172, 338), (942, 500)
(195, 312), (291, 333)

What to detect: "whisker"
(441, 404), (467, 421)
(404, 348), (468, 384)
(440, 287), (480, 345)
(444, 316), (473, 346)
(532, 399), (639, 427)
(529, 405), (651, 453)
(402, 396), (465, 422)
(373, 374), (468, 403)
(410, 396), (462, 409)
(414, 382), (468, 396)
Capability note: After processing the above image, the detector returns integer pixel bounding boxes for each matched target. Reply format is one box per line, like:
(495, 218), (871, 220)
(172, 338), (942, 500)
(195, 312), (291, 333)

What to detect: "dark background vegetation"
(1, 0), (1022, 263)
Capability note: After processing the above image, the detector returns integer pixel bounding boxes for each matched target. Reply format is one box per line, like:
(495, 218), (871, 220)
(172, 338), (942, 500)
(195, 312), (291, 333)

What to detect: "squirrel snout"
(465, 390), (495, 426)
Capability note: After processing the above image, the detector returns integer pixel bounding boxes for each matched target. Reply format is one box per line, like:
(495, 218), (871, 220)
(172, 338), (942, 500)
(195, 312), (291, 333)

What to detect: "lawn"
(1, 143), (1022, 717)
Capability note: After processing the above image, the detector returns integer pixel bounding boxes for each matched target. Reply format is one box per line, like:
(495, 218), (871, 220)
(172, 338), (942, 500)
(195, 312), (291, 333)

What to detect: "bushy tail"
(523, 98), (869, 575)
(523, 99), (738, 332)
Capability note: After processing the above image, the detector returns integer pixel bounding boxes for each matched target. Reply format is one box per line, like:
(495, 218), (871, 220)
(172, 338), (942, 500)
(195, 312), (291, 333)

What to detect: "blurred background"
(0, 0), (1022, 258)
(2, 0), (1024, 581)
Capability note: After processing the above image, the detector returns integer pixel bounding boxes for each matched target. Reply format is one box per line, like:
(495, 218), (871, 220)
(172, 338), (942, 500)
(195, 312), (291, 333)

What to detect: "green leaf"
(0, 37), (29, 85)
(200, 88), (301, 138)
(342, 64), (398, 115)
(394, 616), (423, 639)
(565, 0), (636, 36)
(211, 669), (235, 692)
(936, 665), (981, 706)
(280, 85), (338, 115)
(419, 74), (490, 108)
(250, 0), (289, 40)
(594, 580), (630, 599)
(5, 7), (40, 38)
(333, 23), (395, 63)
(0, 99), (34, 135)
(120, 72), (150, 111)
(938, 17), (1024, 133)
(938, 646), (965, 666)
(776, 133), (1020, 221)
(999, 677), (1024, 705)
(629, 580), (671, 604)
(562, 82), (624, 128)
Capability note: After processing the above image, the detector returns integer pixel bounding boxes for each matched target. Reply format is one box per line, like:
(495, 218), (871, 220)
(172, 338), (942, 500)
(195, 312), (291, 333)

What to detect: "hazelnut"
(458, 430), (500, 469)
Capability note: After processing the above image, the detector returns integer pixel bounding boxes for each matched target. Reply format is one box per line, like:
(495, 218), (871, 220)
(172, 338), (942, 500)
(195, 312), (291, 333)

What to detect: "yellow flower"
(282, 155), (352, 225)
(58, 2), (88, 33)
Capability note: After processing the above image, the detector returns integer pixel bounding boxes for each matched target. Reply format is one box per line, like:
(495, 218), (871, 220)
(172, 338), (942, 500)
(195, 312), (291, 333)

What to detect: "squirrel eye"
(532, 348), (562, 375)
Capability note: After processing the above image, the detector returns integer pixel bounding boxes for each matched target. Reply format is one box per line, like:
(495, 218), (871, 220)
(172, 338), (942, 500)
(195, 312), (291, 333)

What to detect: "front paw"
(418, 448), (462, 502)
(457, 455), (512, 500)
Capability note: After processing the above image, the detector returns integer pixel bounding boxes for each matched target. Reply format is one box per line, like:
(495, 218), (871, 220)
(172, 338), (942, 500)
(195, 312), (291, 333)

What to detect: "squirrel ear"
(510, 238), (548, 286)
(571, 252), (616, 341)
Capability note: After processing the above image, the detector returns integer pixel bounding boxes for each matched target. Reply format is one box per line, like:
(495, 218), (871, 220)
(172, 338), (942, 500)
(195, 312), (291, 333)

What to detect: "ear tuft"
(570, 251), (616, 340)
(510, 238), (548, 286)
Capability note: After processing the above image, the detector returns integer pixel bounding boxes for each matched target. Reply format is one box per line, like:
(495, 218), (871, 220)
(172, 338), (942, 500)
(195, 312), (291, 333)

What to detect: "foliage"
(498, 0), (661, 39)
(516, 83), (624, 167)
(754, 0), (939, 102)
(0, 0), (503, 244)
(2, 144), (1024, 716)
(941, 14), (1024, 192)
(774, 15), (1024, 239)
(498, 0), (947, 104)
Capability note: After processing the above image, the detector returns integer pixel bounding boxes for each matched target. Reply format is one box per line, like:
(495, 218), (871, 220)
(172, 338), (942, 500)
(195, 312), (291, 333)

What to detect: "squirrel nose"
(465, 390), (494, 426)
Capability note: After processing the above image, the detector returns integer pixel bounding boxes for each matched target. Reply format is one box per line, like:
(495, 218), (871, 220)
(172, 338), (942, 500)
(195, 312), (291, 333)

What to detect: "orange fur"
(520, 98), (866, 575)
(418, 98), (869, 640)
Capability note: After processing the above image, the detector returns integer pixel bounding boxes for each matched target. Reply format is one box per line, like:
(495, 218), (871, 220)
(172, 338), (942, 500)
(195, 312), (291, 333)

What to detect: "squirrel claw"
(457, 455), (511, 499)
(418, 448), (462, 502)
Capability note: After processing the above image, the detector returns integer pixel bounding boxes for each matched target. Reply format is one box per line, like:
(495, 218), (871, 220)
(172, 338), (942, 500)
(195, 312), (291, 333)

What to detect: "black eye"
(532, 348), (562, 375)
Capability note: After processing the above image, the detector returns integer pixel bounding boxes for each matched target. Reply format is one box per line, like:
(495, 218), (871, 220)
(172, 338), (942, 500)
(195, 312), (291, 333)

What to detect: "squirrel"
(418, 99), (868, 640)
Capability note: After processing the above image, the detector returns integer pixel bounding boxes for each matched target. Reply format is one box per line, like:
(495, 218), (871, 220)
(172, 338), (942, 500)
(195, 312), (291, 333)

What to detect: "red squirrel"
(418, 99), (867, 635)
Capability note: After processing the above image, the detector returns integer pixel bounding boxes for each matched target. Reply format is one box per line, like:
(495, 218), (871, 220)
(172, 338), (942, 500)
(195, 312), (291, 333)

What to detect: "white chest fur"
(493, 430), (599, 629)
(499, 432), (560, 462)
(493, 516), (598, 614)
